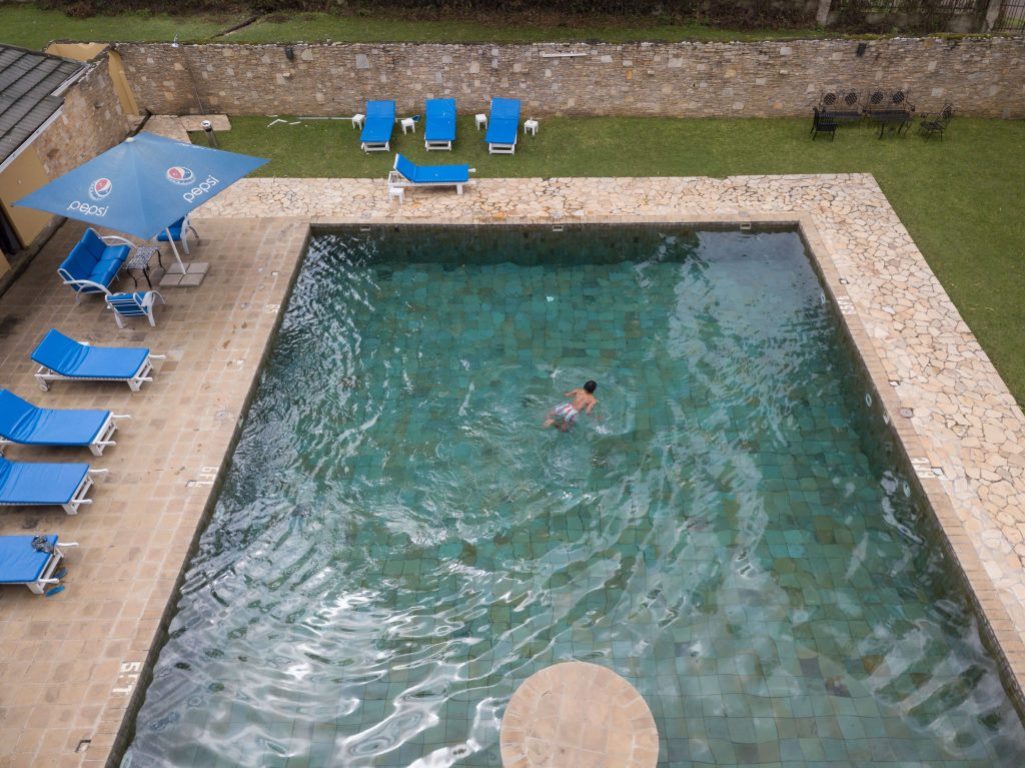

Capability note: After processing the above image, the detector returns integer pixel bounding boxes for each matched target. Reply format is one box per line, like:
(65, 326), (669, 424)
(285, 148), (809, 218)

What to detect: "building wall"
(0, 51), (131, 264)
(116, 36), (1025, 119)
(34, 52), (131, 179)
(0, 146), (52, 249)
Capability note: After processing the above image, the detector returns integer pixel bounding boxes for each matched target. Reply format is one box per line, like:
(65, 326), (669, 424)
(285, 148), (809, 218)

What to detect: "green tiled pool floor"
(123, 228), (1025, 767)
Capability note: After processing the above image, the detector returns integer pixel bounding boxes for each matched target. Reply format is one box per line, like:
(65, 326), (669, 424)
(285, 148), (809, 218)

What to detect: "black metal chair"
(810, 107), (839, 140)
(919, 104), (953, 140)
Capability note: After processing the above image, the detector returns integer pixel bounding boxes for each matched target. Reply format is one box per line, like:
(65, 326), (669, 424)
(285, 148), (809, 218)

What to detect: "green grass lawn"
(0, 5), (242, 49)
(227, 14), (826, 44)
(0, 4), (838, 49)
(192, 115), (1025, 407)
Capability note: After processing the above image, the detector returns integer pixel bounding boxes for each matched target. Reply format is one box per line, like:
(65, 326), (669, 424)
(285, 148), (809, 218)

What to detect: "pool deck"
(0, 174), (1023, 767)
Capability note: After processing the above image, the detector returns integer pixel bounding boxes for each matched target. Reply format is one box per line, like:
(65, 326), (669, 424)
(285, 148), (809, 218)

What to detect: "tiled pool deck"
(0, 174), (1022, 767)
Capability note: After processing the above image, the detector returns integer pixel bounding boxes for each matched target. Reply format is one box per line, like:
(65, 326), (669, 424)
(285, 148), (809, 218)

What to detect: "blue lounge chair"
(361, 100), (396, 153)
(424, 98), (456, 151)
(0, 389), (125, 457)
(31, 329), (164, 393)
(388, 154), (475, 202)
(155, 215), (199, 255)
(0, 457), (100, 515)
(486, 97), (521, 155)
(0, 535), (78, 594)
(57, 228), (134, 301)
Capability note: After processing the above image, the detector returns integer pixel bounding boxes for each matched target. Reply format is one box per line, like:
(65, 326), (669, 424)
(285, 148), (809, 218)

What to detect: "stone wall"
(34, 51), (131, 178)
(116, 36), (1025, 119)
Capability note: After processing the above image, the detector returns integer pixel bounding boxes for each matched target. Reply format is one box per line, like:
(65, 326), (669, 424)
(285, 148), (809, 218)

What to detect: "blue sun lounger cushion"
(30, 329), (163, 392)
(388, 155), (474, 202)
(394, 154), (470, 185)
(0, 389), (121, 456)
(360, 100), (396, 153)
(486, 97), (521, 155)
(0, 457), (96, 515)
(0, 535), (78, 594)
(424, 98), (456, 151)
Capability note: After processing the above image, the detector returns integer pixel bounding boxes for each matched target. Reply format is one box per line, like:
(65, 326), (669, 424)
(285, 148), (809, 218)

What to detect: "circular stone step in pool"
(500, 661), (658, 768)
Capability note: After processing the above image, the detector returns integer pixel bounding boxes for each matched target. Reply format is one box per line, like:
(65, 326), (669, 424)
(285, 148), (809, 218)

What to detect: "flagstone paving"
(0, 216), (308, 768)
(0, 173), (1022, 767)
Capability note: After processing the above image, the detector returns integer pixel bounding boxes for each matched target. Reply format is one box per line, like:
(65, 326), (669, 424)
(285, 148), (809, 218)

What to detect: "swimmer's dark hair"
(584, 380), (597, 393)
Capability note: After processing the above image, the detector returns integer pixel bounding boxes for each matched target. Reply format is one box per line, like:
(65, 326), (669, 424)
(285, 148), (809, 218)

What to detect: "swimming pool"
(122, 226), (1025, 767)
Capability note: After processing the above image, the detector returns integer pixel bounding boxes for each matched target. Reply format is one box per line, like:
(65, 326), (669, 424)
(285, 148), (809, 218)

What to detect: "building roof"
(0, 44), (86, 166)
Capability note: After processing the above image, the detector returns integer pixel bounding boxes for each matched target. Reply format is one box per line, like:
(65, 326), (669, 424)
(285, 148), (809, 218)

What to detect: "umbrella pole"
(166, 230), (187, 273)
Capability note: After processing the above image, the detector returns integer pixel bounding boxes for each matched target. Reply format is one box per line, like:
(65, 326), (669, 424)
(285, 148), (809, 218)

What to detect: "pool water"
(123, 228), (1025, 767)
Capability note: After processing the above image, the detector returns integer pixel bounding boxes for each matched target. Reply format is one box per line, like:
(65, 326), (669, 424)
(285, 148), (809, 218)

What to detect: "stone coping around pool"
(0, 174), (1022, 768)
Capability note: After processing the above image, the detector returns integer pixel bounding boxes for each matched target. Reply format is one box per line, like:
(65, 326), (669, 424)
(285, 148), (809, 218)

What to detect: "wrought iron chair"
(865, 89), (887, 115)
(819, 90), (861, 124)
(810, 107), (839, 140)
(919, 104), (953, 141)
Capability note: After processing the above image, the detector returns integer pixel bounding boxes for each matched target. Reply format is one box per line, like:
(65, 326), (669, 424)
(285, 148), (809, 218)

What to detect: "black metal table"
(869, 110), (914, 138)
(126, 246), (164, 289)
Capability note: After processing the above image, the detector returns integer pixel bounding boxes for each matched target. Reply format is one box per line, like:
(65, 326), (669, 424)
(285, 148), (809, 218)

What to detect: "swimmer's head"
(584, 380), (597, 394)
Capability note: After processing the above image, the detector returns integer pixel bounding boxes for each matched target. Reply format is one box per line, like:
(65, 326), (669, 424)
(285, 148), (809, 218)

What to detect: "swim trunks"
(553, 402), (579, 425)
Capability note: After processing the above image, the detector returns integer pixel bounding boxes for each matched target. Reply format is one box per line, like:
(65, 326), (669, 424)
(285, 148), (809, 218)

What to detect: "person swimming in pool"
(543, 381), (598, 432)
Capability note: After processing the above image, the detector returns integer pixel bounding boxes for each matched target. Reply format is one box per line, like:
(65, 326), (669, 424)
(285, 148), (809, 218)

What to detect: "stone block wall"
(116, 36), (1025, 119)
(34, 52), (131, 178)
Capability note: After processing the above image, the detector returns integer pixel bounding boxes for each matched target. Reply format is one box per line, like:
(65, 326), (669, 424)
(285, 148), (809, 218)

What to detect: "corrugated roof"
(0, 44), (85, 165)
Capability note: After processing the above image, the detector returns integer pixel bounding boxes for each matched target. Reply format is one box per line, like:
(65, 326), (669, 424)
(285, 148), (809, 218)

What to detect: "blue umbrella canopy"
(14, 132), (267, 240)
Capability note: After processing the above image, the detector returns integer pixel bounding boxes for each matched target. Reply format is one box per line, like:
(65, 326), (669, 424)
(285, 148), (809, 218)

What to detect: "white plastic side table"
(401, 117), (416, 134)
(524, 119), (539, 136)
(475, 113), (488, 130)
(351, 113), (365, 129)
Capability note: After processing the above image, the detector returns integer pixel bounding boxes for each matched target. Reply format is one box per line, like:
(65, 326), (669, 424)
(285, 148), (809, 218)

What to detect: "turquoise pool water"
(123, 227), (1025, 767)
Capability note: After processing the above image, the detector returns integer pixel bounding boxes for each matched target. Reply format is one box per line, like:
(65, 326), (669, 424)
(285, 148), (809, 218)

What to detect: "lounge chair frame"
(0, 468), (105, 515)
(488, 140), (517, 155)
(35, 353), (165, 393)
(0, 411), (128, 457)
(362, 139), (391, 153)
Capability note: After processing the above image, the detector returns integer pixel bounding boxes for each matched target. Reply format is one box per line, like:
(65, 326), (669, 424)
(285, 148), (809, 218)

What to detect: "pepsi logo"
(88, 177), (112, 201)
(166, 166), (196, 185)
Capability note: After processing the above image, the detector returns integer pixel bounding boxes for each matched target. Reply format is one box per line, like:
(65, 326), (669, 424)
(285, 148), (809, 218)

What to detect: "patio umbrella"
(14, 132), (267, 273)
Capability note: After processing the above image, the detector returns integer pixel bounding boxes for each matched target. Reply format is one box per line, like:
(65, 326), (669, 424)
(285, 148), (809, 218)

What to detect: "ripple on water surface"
(123, 228), (1025, 767)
